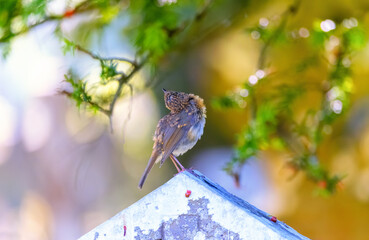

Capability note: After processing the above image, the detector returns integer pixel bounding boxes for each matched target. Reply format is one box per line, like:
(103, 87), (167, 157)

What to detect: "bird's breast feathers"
(172, 117), (205, 156)
(187, 117), (205, 141)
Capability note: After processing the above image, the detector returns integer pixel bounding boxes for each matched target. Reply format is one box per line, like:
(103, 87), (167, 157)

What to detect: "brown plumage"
(138, 89), (206, 189)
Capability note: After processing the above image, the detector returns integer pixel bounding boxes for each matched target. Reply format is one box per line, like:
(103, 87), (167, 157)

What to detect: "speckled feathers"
(138, 89), (206, 189)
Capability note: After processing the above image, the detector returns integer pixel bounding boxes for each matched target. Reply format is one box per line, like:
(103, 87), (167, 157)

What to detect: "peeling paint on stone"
(135, 198), (240, 239)
(79, 170), (310, 240)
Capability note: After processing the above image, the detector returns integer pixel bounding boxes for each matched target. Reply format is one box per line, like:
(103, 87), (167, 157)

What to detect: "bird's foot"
(170, 154), (186, 173)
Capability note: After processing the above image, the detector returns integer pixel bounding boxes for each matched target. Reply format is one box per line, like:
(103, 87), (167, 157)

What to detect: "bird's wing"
(159, 110), (194, 166)
(138, 108), (197, 188)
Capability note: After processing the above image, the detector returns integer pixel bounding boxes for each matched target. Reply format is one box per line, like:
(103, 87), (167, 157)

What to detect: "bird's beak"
(162, 88), (167, 92)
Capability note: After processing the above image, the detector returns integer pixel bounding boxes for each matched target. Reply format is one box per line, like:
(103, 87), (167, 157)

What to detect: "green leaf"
(22, 0), (47, 20)
(64, 74), (92, 108)
(212, 94), (241, 109)
(100, 60), (118, 83)
(140, 22), (169, 58)
(310, 30), (328, 48)
(343, 27), (367, 51)
(62, 38), (76, 55)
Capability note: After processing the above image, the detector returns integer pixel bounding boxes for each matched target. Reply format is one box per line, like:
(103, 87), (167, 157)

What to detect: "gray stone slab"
(79, 170), (310, 240)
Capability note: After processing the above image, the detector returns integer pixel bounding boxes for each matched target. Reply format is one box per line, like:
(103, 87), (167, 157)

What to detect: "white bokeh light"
(158, 0), (177, 6)
(343, 18), (358, 29)
(326, 87), (340, 101)
(251, 31), (260, 39)
(259, 18), (269, 27)
(255, 70), (265, 79)
(248, 75), (258, 85)
(330, 99), (343, 114)
(320, 19), (336, 32)
(238, 99), (247, 108)
(298, 28), (310, 38)
(239, 89), (249, 97)
(342, 57), (351, 67)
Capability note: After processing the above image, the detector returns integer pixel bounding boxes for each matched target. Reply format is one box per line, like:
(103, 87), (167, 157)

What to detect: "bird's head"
(163, 89), (190, 112)
(162, 89), (206, 114)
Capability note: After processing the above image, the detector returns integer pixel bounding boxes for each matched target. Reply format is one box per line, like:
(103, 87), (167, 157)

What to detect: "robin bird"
(138, 89), (206, 189)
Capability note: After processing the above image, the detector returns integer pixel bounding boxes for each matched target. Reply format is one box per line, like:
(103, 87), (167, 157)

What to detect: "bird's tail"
(138, 151), (159, 189)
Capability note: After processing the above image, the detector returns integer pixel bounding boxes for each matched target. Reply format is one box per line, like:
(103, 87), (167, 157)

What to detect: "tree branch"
(74, 44), (137, 66)
(0, 0), (94, 43)
(60, 1), (214, 131)
(257, 0), (302, 69)
(108, 57), (148, 117)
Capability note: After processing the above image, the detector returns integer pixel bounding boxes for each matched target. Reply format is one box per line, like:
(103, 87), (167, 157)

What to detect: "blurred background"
(1, 0), (369, 239)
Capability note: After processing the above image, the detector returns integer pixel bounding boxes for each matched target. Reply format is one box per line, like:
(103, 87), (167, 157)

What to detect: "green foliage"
(1, 0), (212, 114)
(57, 0), (212, 117)
(64, 74), (91, 108)
(127, 0), (207, 61)
(215, 14), (367, 194)
(22, 0), (47, 20)
(212, 92), (246, 109)
(135, 22), (170, 59)
(0, 0), (48, 44)
(310, 22), (329, 48)
(0, 0), (20, 43)
(2, 0), (367, 195)
(0, 0), (123, 47)
(100, 60), (119, 83)
(276, 84), (305, 112)
(343, 27), (366, 51)
(127, 1), (178, 60)
(62, 38), (76, 55)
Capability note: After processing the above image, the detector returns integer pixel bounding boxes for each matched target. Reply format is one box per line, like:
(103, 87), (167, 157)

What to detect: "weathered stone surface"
(79, 170), (310, 240)
(134, 198), (241, 240)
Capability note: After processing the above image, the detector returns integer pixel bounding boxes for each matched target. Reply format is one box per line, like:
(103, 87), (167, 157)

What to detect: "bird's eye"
(188, 97), (194, 102)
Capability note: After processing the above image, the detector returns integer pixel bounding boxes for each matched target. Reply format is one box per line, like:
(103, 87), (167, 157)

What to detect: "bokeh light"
(248, 75), (258, 85)
(298, 28), (310, 38)
(343, 18), (358, 29)
(239, 89), (249, 97)
(251, 30), (260, 40)
(330, 99), (343, 114)
(259, 18), (269, 28)
(320, 19), (336, 32)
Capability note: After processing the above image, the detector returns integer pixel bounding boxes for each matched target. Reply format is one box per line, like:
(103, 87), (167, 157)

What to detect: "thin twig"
(257, 0), (302, 69)
(76, 0), (212, 122)
(67, 1), (212, 132)
(86, 99), (110, 116)
(109, 57), (148, 117)
(251, 0), (302, 118)
(0, 16), (61, 43)
(75, 44), (136, 66)
(59, 90), (110, 116)
(0, 0), (92, 43)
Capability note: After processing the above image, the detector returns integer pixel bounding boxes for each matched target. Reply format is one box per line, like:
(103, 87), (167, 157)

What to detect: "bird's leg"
(170, 154), (185, 172)
(170, 155), (181, 173)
